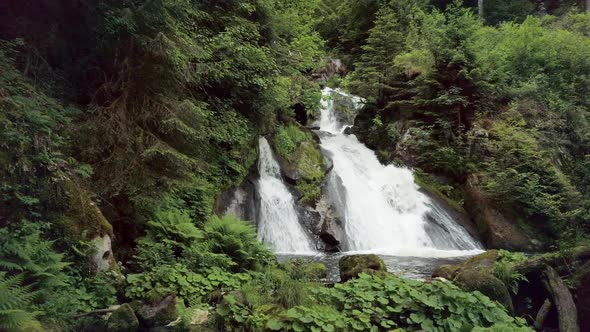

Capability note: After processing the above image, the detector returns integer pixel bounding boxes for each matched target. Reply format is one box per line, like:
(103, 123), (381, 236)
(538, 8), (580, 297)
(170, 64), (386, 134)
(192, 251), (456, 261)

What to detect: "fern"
(0, 223), (69, 291)
(0, 273), (42, 331)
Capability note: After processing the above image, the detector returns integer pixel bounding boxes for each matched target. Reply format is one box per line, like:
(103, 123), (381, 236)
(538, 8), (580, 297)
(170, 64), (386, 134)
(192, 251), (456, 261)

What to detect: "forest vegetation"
(1, 0), (590, 331)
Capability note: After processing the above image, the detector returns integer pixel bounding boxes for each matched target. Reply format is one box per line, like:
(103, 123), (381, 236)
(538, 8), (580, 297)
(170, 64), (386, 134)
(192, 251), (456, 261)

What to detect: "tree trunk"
(543, 266), (580, 332)
(478, 0), (484, 18)
(586, 0), (590, 12)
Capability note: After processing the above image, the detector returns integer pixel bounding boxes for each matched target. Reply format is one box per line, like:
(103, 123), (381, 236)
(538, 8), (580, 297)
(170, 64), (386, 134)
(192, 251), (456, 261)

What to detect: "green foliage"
(127, 213), (272, 307)
(273, 125), (308, 159)
(294, 142), (326, 205)
(0, 222), (69, 293)
(214, 273), (531, 331)
(0, 273), (42, 332)
(0, 43), (77, 221)
(272, 125), (325, 205)
(0, 221), (117, 329)
(205, 215), (274, 272)
(493, 250), (528, 294)
(126, 264), (251, 306)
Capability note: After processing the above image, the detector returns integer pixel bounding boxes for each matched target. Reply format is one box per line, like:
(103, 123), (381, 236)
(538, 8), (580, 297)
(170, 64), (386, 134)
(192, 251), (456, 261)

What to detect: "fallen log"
(543, 266), (580, 332)
(514, 246), (590, 276)
(73, 307), (119, 318)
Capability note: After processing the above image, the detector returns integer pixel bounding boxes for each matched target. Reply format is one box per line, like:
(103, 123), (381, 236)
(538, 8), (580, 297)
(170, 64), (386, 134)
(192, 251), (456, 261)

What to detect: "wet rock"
(276, 154), (302, 184)
(465, 174), (543, 252)
(316, 197), (345, 252)
(339, 254), (387, 282)
(107, 304), (139, 332)
(295, 205), (322, 236)
(213, 168), (257, 224)
(455, 269), (514, 313)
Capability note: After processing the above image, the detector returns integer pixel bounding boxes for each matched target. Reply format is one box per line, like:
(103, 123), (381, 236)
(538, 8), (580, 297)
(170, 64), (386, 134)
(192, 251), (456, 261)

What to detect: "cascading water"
(318, 87), (483, 257)
(256, 137), (316, 254)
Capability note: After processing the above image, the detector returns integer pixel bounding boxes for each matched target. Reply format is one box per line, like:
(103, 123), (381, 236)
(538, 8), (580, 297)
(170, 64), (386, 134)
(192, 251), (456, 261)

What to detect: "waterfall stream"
(256, 137), (316, 254)
(318, 87), (483, 257)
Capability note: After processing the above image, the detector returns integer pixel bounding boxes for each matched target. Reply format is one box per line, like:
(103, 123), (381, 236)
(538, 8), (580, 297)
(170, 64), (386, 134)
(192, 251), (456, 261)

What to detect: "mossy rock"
(431, 250), (499, 280)
(454, 269), (514, 313)
(339, 254), (386, 282)
(135, 294), (178, 328)
(461, 250), (499, 271)
(271, 125), (326, 206)
(107, 304), (139, 332)
(432, 264), (461, 280)
(53, 179), (113, 241)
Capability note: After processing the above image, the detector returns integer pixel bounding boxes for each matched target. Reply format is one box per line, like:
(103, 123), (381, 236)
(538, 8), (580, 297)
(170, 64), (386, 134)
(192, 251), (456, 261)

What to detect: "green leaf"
(266, 318), (284, 330)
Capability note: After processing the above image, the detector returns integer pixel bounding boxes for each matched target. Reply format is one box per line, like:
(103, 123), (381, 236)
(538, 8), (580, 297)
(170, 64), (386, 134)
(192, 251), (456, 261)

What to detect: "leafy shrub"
(204, 215), (274, 272)
(214, 273), (531, 331)
(493, 250), (528, 294)
(126, 264), (251, 305)
(273, 125), (307, 159)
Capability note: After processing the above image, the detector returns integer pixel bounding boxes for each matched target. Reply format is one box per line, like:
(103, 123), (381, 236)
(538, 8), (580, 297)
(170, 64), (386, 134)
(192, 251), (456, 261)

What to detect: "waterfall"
(318, 87), (483, 257)
(256, 137), (316, 254)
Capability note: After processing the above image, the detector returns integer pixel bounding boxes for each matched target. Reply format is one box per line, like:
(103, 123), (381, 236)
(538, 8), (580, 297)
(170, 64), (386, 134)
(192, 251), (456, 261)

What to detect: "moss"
(107, 304), (139, 332)
(414, 172), (465, 213)
(52, 179), (113, 241)
(339, 254), (387, 282)
(454, 269), (514, 313)
(295, 140), (325, 205)
(272, 125), (326, 206)
(461, 250), (499, 271)
(431, 264), (461, 280)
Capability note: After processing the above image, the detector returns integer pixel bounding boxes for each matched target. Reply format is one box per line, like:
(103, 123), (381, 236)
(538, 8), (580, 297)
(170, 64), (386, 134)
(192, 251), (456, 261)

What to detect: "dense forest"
(1, 0), (590, 331)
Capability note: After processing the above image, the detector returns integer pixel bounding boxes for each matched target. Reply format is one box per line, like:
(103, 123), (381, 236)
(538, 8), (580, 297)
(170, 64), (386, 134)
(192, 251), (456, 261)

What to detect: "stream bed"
(277, 253), (474, 282)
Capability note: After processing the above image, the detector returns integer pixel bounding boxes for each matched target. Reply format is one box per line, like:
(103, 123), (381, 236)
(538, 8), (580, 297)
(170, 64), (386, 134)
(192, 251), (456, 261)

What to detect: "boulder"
(91, 235), (115, 273)
(339, 254), (387, 282)
(53, 179), (120, 275)
(465, 174), (542, 252)
(431, 264), (461, 281)
(316, 197), (345, 252)
(106, 304), (139, 332)
(190, 308), (209, 326)
(431, 250), (499, 281)
(213, 171), (257, 224)
(454, 269), (514, 313)
(134, 294), (178, 328)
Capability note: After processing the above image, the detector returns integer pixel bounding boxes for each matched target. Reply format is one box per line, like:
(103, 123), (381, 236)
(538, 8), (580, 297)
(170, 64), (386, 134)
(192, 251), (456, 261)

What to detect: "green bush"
(204, 215), (274, 272)
(214, 273), (531, 331)
(273, 125), (308, 159)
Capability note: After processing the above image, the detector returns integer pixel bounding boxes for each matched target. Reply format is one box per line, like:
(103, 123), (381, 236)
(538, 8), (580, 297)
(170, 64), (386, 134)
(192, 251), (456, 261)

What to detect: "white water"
(256, 137), (316, 254)
(318, 87), (483, 257)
